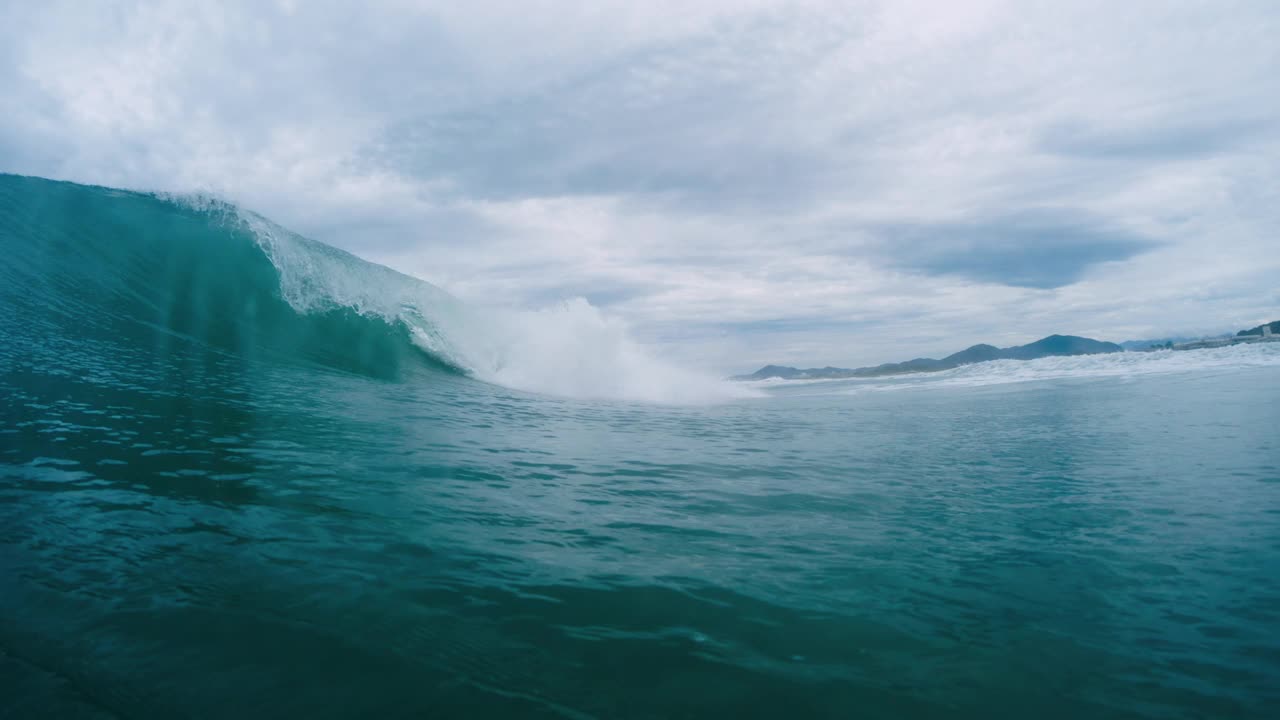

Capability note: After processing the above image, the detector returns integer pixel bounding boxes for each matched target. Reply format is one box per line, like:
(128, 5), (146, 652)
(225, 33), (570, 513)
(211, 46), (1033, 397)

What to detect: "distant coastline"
(1143, 320), (1280, 352)
(733, 320), (1280, 382)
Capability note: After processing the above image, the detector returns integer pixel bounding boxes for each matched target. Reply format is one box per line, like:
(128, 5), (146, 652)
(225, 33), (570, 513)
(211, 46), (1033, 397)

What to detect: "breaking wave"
(0, 174), (743, 404)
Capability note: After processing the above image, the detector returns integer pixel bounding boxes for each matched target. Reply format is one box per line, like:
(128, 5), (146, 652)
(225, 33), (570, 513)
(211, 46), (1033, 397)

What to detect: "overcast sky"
(3, 0), (1277, 372)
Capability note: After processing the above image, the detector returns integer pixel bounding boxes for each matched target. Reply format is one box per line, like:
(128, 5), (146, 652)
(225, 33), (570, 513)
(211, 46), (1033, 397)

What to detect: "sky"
(2, 0), (1278, 373)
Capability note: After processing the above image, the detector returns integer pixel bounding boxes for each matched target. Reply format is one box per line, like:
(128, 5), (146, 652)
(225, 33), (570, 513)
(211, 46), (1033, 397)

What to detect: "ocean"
(2, 174), (1279, 718)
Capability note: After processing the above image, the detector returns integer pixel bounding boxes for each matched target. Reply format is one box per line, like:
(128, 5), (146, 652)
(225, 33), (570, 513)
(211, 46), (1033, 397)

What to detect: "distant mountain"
(733, 334), (1122, 381)
(1000, 335), (1119, 360)
(942, 343), (1003, 365)
(1237, 321), (1280, 337)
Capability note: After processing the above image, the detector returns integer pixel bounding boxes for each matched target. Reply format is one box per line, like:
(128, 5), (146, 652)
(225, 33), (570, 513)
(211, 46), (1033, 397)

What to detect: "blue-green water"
(3, 175), (1279, 718)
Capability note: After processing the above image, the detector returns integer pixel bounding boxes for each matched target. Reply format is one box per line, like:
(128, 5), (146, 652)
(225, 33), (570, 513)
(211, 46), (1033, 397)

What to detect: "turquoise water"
(3, 175), (1279, 718)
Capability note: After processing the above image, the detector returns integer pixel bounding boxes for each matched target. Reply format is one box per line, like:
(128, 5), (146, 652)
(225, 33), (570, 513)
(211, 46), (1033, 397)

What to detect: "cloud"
(871, 210), (1156, 289)
(1, 0), (1278, 372)
(1039, 119), (1266, 161)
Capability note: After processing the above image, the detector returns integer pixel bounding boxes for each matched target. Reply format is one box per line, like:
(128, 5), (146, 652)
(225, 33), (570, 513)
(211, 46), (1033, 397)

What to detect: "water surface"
(3, 175), (1279, 718)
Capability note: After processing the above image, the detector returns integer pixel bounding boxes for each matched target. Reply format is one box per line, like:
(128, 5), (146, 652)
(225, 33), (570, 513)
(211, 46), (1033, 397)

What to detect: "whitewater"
(3, 175), (1279, 719)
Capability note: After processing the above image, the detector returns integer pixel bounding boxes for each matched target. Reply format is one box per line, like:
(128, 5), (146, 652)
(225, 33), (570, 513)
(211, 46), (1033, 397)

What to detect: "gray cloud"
(872, 211), (1157, 289)
(372, 14), (849, 211)
(1039, 118), (1269, 160)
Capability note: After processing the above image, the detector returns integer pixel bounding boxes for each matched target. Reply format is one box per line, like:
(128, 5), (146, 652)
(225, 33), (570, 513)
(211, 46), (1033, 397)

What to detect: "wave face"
(0, 175), (738, 403)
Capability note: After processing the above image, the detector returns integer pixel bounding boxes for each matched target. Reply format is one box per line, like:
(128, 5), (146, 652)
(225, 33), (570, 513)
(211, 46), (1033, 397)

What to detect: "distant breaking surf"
(747, 343), (1280, 396)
